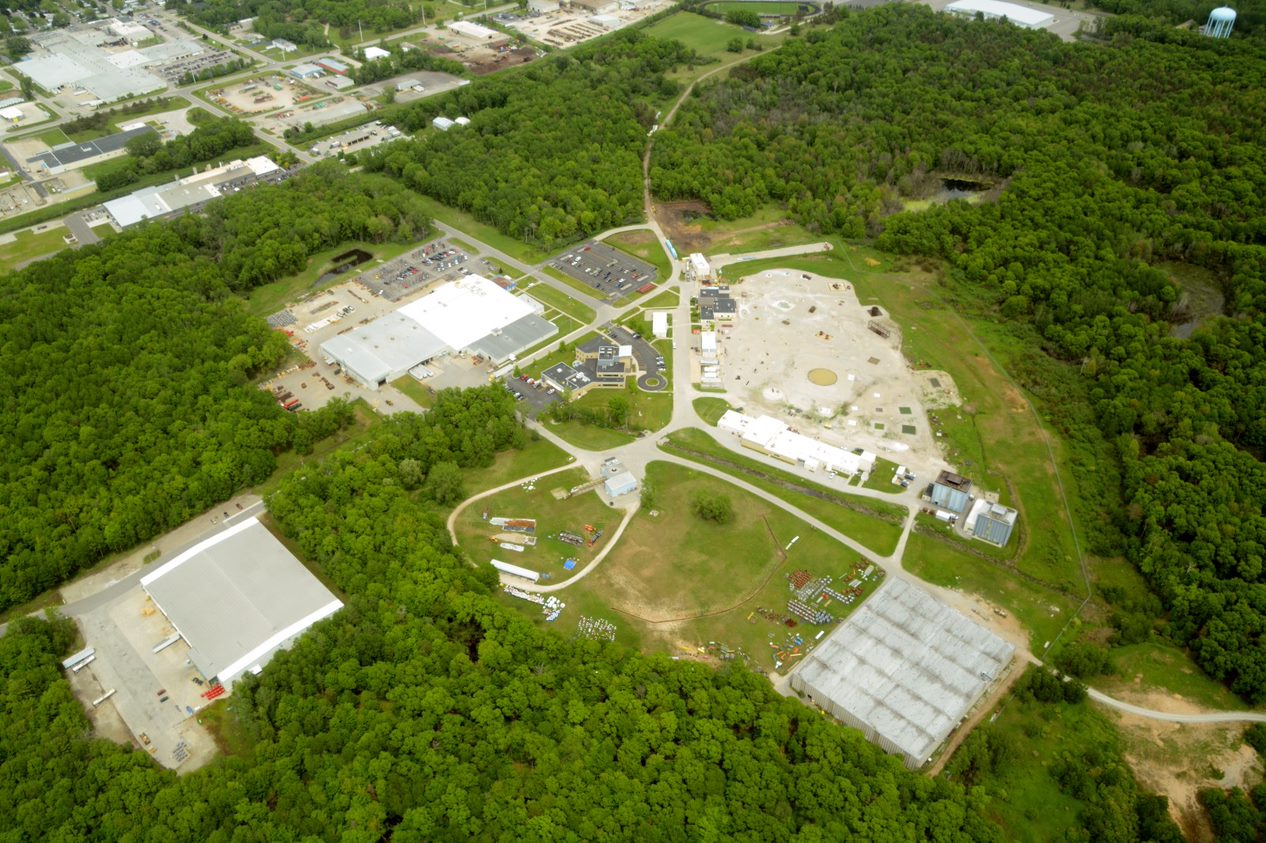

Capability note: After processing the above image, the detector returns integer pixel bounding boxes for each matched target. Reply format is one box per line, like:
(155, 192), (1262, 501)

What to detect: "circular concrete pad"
(808, 368), (838, 386)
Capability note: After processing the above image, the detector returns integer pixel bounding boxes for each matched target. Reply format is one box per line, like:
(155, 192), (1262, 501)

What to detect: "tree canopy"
(654, 5), (1266, 701)
(0, 389), (1001, 839)
(0, 165), (432, 612)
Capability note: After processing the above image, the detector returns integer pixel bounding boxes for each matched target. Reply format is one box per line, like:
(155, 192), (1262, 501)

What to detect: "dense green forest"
(169, 0), (418, 45)
(0, 390), (1000, 839)
(653, 6), (1266, 701)
(0, 165), (432, 612)
(1087, 0), (1264, 36)
(363, 32), (694, 248)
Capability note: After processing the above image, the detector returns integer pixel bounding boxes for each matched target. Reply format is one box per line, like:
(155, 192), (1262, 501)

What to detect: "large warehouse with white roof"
(321, 274), (557, 388)
(140, 517), (342, 689)
(944, 0), (1053, 29)
(791, 577), (1014, 769)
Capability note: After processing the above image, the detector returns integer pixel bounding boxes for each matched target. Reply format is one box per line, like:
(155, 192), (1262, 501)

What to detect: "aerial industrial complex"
(320, 274), (558, 388)
(103, 156), (285, 228)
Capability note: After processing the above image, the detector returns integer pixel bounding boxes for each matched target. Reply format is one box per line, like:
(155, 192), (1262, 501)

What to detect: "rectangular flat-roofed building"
(792, 577), (1014, 769)
(140, 517), (342, 689)
(944, 0), (1053, 28)
(322, 274), (556, 387)
(931, 470), (973, 514)
(967, 499), (1018, 547)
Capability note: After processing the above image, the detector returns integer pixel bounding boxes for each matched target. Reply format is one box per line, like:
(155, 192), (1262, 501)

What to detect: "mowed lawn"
(460, 435), (573, 497)
(558, 461), (886, 670)
(603, 230), (671, 280)
(454, 467), (618, 581)
(706, 1), (810, 13)
(644, 12), (765, 60)
(0, 226), (74, 273)
(524, 280), (596, 323)
(662, 428), (905, 556)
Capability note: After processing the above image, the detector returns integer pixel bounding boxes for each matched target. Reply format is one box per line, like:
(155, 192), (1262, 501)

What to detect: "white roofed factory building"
(320, 274), (558, 388)
(140, 517), (343, 690)
(944, 0), (1053, 28)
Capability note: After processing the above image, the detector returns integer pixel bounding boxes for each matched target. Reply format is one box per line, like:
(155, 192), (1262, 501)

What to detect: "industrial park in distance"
(0, 0), (1261, 839)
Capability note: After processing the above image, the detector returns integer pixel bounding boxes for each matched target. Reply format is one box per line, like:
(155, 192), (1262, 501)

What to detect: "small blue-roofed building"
(930, 470), (973, 515)
(603, 471), (638, 498)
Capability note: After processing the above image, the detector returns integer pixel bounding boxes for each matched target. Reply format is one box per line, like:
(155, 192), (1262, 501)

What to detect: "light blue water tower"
(1204, 6), (1237, 38)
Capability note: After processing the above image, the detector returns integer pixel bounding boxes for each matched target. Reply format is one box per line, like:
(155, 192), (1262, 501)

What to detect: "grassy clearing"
(571, 385), (673, 433)
(555, 461), (885, 671)
(245, 239), (416, 317)
(706, 0), (810, 13)
(603, 229), (671, 279)
(448, 237), (478, 254)
(454, 467), (619, 582)
(0, 226), (73, 273)
(860, 455), (906, 494)
(36, 128), (71, 147)
(662, 428), (906, 556)
(390, 376), (438, 409)
(696, 205), (820, 256)
(197, 697), (254, 757)
(1097, 641), (1248, 711)
(903, 531), (1075, 654)
(640, 288), (680, 309)
(410, 194), (549, 264)
(524, 281), (596, 323)
(946, 676), (1118, 841)
(693, 396), (731, 425)
(460, 435), (573, 496)
(542, 417), (636, 451)
(644, 12), (774, 61)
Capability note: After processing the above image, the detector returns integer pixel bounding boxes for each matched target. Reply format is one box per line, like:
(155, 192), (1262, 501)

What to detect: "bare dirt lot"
(1111, 708), (1263, 841)
(719, 269), (956, 479)
(209, 75), (320, 116)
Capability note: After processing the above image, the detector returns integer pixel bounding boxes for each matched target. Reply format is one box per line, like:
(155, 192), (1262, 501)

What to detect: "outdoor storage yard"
(508, 0), (676, 49)
(207, 75), (322, 116)
(454, 467), (620, 584)
(531, 462), (886, 670)
(715, 268), (960, 481)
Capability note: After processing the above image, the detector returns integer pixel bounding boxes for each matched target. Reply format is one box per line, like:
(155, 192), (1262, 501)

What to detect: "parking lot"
(605, 323), (668, 390)
(356, 238), (472, 301)
(548, 240), (656, 304)
(503, 374), (563, 418)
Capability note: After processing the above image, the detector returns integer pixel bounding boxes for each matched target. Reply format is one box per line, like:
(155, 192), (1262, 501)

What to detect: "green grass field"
(603, 229), (670, 280)
(903, 531), (1076, 653)
(547, 461), (885, 671)
(0, 226), (73, 274)
(1096, 641), (1248, 711)
(949, 675), (1118, 841)
(454, 467), (618, 581)
(706, 0), (810, 12)
(640, 288), (680, 310)
(461, 436), (573, 496)
(36, 128), (71, 147)
(542, 418), (636, 451)
(693, 397), (731, 425)
(662, 428), (906, 556)
(644, 13), (764, 60)
(390, 376), (438, 410)
(524, 281), (597, 323)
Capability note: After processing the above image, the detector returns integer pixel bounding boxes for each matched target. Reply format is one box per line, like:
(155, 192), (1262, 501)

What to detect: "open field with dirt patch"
(540, 462), (885, 672)
(454, 467), (619, 582)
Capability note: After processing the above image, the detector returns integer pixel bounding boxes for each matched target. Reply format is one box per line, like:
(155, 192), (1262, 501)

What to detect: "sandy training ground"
(720, 269), (959, 475)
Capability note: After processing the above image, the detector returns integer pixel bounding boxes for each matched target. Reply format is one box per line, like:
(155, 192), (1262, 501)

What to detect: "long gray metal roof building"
(791, 577), (1014, 769)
